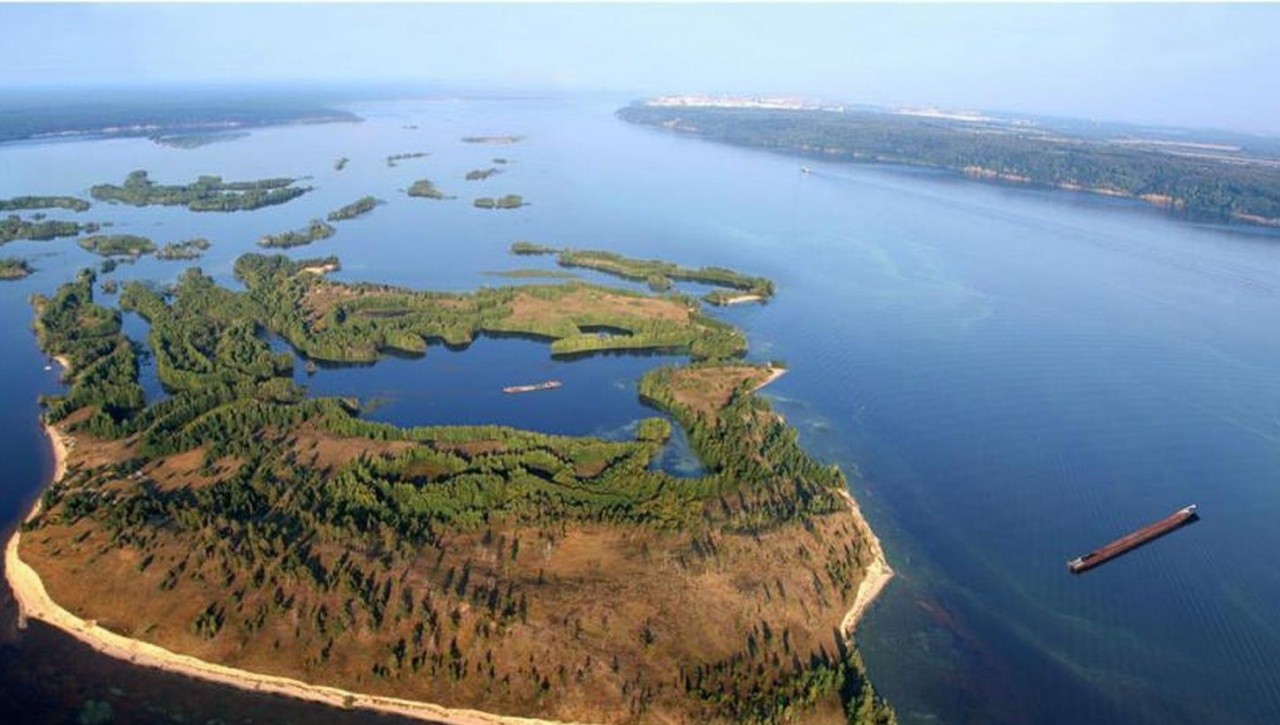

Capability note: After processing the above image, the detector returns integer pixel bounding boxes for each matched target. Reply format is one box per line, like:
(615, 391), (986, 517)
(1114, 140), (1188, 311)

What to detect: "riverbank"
(751, 365), (788, 392)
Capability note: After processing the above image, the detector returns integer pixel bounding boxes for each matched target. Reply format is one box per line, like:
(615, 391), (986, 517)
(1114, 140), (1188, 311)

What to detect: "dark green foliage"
(32, 270), (144, 433)
(0, 195), (90, 213)
(78, 234), (156, 257)
(326, 196), (380, 222)
(90, 170), (311, 212)
(258, 220), (335, 249)
(620, 104), (1280, 225)
(0, 214), (93, 244)
(407, 179), (450, 200)
(0, 257), (32, 280)
(155, 238), (211, 261)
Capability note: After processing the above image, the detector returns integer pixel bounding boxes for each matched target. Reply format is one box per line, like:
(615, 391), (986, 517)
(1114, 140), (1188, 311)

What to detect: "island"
(387, 152), (429, 167)
(0, 257), (33, 280)
(258, 220), (336, 249)
(1, 215), (96, 245)
(618, 99), (1280, 227)
(510, 244), (776, 302)
(326, 196), (381, 222)
(91, 170), (312, 212)
(474, 194), (526, 210)
(461, 135), (523, 145)
(8, 254), (895, 725)
(76, 234), (156, 257)
(156, 238), (212, 261)
(149, 132), (250, 149)
(406, 179), (451, 201)
(0, 196), (91, 213)
(465, 168), (503, 181)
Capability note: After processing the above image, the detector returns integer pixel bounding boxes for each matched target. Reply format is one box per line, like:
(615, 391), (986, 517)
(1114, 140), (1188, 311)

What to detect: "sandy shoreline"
(752, 365), (788, 391)
(719, 293), (764, 305)
(837, 490), (894, 640)
(6, 420), (892, 722)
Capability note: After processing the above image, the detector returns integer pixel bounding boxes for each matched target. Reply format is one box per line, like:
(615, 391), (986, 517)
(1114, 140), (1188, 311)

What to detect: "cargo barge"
(1068, 504), (1198, 574)
(502, 380), (562, 394)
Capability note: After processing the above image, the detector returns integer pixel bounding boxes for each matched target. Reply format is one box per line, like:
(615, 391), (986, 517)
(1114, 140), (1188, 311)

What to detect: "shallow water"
(2, 93), (1280, 724)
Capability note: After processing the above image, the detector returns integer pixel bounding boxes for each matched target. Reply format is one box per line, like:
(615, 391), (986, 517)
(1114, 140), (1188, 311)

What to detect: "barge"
(1068, 504), (1198, 574)
(502, 380), (562, 395)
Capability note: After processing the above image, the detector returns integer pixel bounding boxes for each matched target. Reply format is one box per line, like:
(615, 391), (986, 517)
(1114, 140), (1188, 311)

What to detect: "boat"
(502, 380), (562, 394)
(800, 166), (812, 174)
(1068, 504), (1198, 574)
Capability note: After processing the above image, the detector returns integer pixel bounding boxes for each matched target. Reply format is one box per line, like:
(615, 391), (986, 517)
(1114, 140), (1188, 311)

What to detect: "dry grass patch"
(506, 288), (691, 327)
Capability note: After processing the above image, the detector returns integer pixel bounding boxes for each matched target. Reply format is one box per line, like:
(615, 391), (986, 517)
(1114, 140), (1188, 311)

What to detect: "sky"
(2, 3), (1278, 134)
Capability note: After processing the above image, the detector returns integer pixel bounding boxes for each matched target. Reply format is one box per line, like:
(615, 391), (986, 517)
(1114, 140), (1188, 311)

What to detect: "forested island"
(618, 101), (1280, 226)
(386, 152), (428, 167)
(91, 170), (312, 212)
(327, 196), (381, 222)
(0, 215), (97, 244)
(76, 234), (156, 257)
(258, 220), (336, 249)
(510, 243), (775, 302)
(465, 168), (502, 181)
(406, 179), (451, 201)
(11, 253), (894, 724)
(474, 194), (525, 209)
(155, 238), (212, 261)
(0, 196), (91, 213)
(0, 257), (32, 280)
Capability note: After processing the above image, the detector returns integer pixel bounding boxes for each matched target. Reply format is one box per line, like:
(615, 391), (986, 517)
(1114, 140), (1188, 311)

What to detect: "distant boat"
(800, 166), (812, 174)
(43, 365), (53, 371)
(503, 380), (562, 394)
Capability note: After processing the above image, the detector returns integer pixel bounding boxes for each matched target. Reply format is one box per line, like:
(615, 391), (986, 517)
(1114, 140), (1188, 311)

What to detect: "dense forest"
(155, 238), (211, 261)
(91, 170), (312, 212)
(258, 220), (336, 249)
(326, 196), (381, 222)
(406, 179), (450, 200)
(77, 234), (156, 257)
(22, 256), (893, 724)
(0, 195), (90, 213)
(618, 104), (1280, 225)
(0, 214), (96, 244)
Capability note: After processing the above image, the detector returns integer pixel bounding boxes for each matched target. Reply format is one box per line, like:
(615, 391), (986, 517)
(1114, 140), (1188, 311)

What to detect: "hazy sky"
(3, 3), (1278, 133)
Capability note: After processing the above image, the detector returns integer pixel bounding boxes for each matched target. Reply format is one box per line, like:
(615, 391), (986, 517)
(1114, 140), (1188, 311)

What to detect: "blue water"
(3, 93), (1280, 724)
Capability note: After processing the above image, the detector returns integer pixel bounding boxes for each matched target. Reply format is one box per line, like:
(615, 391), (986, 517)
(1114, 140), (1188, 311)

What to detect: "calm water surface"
(2, 94), (1280, 724)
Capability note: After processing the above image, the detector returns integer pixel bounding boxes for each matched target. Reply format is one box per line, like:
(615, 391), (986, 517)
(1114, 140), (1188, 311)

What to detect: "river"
(2, 92), (1279, 724)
